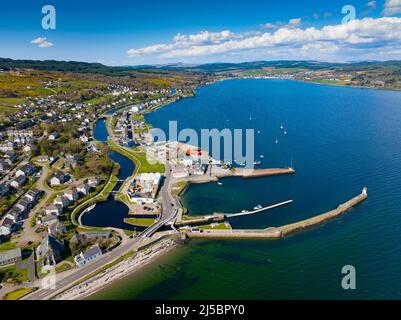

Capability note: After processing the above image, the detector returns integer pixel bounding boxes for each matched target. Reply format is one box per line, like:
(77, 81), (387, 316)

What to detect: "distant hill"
(1, 57), (401, 75)
(0, 58), (140, 77)
(155, 60), (401, 72)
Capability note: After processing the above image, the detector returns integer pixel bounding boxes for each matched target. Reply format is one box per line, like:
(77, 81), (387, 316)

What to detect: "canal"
(80, 106), (138, 231)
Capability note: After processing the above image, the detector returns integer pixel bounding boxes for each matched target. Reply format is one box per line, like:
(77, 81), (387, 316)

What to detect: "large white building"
(128, 173), (162, 204)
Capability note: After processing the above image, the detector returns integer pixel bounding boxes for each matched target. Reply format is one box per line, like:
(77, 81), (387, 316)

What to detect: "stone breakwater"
(187, 188), (368, 240)
(214, 167), (295, 179)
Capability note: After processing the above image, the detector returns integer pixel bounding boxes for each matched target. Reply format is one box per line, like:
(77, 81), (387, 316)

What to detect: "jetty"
(225, 200), (293, 218)
(279, 187), (368, 237)
(214, 167), (295, 179)
(176, 200), (293, 227)
(187, 187), (368, 239)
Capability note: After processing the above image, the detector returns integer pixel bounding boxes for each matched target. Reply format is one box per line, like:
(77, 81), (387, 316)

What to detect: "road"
(25, 131), (179, 299)
(17, 162), (54, 246)
(23, 236), (142, 300)
(0, 159), (28, 185)
(139, 162), (178, 238)
(26, 111), (180, 299)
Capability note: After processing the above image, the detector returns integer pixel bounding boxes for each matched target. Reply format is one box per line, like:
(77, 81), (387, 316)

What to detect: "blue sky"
(0, 0), (400, 65)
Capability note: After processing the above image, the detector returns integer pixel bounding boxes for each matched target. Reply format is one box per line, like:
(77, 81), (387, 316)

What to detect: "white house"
(0, 218), (14, 236)
(76, 183), (90, 195)
(74, 244), (103, 267)
(15, 163), (36, 177)
(44, 204), (62, 216)
(49, 132), (59, 140)
(42, 214), (59, 227)
(88, 177), (100, 188)
(53, 196), (70, 208)
(63, 189), (78, 202)
(10, 176), (26, 188)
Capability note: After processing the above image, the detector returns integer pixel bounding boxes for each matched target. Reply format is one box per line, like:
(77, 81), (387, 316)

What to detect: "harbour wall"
(187, 188), (368, 240)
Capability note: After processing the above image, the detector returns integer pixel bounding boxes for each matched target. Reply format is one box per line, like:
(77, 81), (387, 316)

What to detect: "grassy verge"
(108, 139), (165, 174)
(124, 218), (156, 227)
(199, 222), (232, 231)
(0, 265), (29, 283)
(0, 241), (17, 251)
(171, 181), (189, 197)
(4, 288), (33, 300)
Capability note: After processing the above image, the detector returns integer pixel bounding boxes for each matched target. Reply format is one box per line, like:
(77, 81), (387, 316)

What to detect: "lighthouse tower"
(362, 187), (368, 196)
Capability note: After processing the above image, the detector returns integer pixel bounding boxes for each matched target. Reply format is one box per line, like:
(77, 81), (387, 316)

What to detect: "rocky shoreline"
(54, 238), (177, 300)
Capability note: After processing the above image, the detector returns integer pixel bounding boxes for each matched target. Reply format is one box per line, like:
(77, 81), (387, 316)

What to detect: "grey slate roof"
(0, 248), (22, 264)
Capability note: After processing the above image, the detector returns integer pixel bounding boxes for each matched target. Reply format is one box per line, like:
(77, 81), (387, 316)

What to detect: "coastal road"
(24, 153), (178, 300)
(139, 162), (179, 238)
(23, 236), (144, 300)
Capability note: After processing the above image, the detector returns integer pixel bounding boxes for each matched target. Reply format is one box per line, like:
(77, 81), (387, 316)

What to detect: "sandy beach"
(54, 238), (177, 300)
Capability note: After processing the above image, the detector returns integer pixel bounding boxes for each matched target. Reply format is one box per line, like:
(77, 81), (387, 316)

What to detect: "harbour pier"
(214, 167), (295, 179)
(186, 188), (368, 239)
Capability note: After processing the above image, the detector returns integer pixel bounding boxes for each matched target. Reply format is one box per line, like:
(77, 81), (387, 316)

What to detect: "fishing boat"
(82, 204), (96, 214)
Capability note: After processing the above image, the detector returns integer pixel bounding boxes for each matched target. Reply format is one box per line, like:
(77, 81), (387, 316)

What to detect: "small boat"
(82, 204), (96, 214)
(241, 210), (249, 213)
(253, 205), (262, 210)
(253, 161), (261, 165)
(275, 138), (279, 144)
(239, 163), (246, 167)
(260, 155), (264, 158)
(284, 129), (287, 135)
(280, 124), (284, 130)
(217, 182), (223, 186)
(257, 130), (261, 134)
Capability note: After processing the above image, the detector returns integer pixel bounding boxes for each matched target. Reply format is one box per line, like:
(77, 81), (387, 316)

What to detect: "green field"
(124, 218), (156, 227)
(4, 288), (33, 300)
(108, 139), (165, 174)
(244, 68), (307, 75)
(199, 222), (232, 230)
(0, 97), (24, 114)
(172, 181), (189, 197)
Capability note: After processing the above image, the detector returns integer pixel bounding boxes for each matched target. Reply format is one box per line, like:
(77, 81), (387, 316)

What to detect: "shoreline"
(53, 238), (178, 300)
(64, 79), (371, 300)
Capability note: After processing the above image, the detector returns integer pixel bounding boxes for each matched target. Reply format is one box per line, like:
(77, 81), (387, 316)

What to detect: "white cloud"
(366, 1), (377, 8)
(383, 0), (401, 15)
(260, 22), (277, 29)
(126, 17), (401, 62)
(288, 18), (301, 26)
(31, 37), (53, 48)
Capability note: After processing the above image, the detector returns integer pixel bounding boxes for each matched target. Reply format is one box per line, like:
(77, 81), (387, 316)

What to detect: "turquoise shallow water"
(91, 79), (401, 299)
